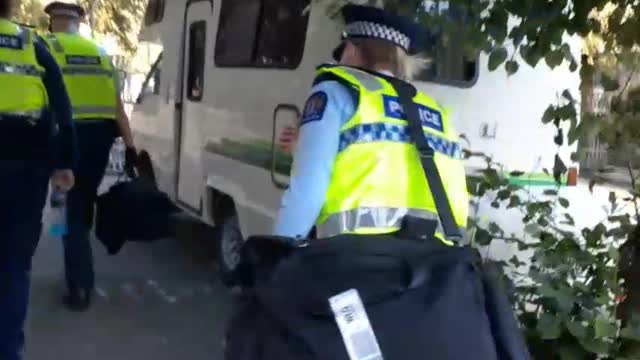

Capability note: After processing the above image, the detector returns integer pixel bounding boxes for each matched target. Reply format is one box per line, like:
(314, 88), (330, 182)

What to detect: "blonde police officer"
(43, 1), (137, 311)
(274, 4), (469, 243)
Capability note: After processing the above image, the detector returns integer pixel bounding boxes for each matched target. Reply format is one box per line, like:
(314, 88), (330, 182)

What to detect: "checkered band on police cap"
(344, 21), (412, 52)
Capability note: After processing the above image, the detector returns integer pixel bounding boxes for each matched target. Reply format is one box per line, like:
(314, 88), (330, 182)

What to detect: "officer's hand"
(52, 169), (75, 192)
(278, 126), (299, 155)
(125, 147), (138, 178)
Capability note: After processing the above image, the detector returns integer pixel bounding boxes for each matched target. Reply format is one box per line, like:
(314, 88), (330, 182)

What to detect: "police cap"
(44, 1), (86, 19)
(339, 4), (426, 55)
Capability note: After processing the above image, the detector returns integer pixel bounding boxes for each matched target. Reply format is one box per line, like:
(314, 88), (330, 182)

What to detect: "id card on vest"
(329, 289), (384, 360)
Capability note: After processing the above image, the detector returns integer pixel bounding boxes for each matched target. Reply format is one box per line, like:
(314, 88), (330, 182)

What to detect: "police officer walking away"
(0, 0), (76, 358)
(225, 6), (531, 359)
(224, 5), (534, 359)
(273, 4), (469, 242)
(43, 1), (137, 311)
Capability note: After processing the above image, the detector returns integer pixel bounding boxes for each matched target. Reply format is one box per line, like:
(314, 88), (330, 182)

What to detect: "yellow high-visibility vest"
(314, 66), (469, 241)
(0, 19), (48, 119)
(44, 33), (116, 120)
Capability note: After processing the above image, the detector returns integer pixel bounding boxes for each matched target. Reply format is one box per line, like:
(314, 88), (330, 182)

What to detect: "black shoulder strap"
(388, 79), (463, 242)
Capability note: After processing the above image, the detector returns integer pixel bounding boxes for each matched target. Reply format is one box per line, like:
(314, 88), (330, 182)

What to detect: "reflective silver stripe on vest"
(0, 61), (42, 76)
(0, 110), (42, 118)
(316, 207), (460, 238)
(62, 66), (113, 76)
(73, 106), (117, 117)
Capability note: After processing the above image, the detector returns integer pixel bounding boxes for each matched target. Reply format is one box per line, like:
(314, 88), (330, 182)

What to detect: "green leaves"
(474, 228), (493, 246)
(580, 339), (610, 355)
(553, 154), (568, 184)
(505, 60), (519, 75)
(538, 313), (562, 339)
(542, 105), (556, 124)
(488, 47), (509, 71)
(554, 128), (564, 146)
(545, 49), (565, 68)
(566, 320), (587, 339)
(594, 317), (618, 339)
(601, 74), (620, 92)
(561, 213), (575, 225)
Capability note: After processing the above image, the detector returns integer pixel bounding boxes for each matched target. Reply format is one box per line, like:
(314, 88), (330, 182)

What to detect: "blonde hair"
(350, 38), (427, 80)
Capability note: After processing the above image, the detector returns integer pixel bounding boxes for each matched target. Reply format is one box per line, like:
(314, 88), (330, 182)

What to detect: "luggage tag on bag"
(329, 289), (384, 360)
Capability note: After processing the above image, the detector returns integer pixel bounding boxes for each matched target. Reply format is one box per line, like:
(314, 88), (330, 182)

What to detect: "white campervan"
(128, 0), (583, 280)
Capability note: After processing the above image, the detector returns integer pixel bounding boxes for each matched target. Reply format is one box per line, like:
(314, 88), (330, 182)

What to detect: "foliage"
(466, 149), (640, 359)
(13, 0), (147, 55)
(78, 0), (148, 54)
(13, 0), (47, 30)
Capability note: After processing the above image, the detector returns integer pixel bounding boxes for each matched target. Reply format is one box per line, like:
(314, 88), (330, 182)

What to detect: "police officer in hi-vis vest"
(43, 1), (137, 311)
(274, 4), (469, 243)
(0, 0), (76, 358)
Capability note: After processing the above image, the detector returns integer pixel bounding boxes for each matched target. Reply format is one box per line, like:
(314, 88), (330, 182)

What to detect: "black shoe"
(63, 287), (92, 312)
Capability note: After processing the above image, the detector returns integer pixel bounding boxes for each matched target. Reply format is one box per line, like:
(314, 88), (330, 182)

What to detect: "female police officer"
(0, 0), (75, 358)
(274, 4), (469, 243)
(227, 7), (532, 359)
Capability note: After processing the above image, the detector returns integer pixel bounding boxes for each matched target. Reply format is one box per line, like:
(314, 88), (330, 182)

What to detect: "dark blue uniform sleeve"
(34, 37), (76, 169)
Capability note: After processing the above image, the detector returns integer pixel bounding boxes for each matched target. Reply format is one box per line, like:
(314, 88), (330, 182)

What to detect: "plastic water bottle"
(48, 190), (68, 237)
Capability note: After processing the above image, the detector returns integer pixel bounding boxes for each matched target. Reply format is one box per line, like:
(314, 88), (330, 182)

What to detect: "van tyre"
(217, 213), (244, 287)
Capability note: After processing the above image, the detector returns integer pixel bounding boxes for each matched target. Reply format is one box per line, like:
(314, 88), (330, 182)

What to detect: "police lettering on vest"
(0, 35), (22, 50)
(383, 95), (444, 133)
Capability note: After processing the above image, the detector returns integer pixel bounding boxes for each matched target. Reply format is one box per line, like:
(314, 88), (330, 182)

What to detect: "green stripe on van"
(507, 173), (566, 187)
(205, 139), (566, 189)
(205, 138), (293, 175)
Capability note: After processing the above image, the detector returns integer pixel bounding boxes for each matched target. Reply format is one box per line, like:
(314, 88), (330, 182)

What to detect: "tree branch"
(618, 62), (639, 96)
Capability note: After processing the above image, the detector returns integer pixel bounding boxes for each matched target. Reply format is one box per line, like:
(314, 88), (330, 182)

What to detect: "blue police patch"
(66, 55), (101, 66)
(0, 35), (23, 50)
(301, 91), (328, 125)
(382, 95), (444, 132)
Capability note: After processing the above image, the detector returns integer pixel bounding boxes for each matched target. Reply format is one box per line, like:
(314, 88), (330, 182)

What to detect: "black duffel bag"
(224, 235), (530, 360)
(95, 177), (178, 255)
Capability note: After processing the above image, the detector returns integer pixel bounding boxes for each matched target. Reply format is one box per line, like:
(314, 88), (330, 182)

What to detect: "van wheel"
(217, 213), (244, 287)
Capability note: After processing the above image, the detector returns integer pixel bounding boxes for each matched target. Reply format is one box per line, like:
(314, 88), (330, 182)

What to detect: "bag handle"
(389, 79), (463, 242)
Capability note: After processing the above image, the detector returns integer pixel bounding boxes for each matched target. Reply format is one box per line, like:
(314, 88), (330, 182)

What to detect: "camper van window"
(416, 29), (478, 87)
(215, 0), (310, 69)
(187, 21), (207, 102)
(144, 0), (165, 26)
(413, 0), (478, 87)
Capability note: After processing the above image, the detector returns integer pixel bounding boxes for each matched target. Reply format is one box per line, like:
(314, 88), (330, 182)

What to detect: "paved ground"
(25, 180), (233, 360)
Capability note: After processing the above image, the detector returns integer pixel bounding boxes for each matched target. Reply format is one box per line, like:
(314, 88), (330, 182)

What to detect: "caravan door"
(176, 0), (215, 212)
